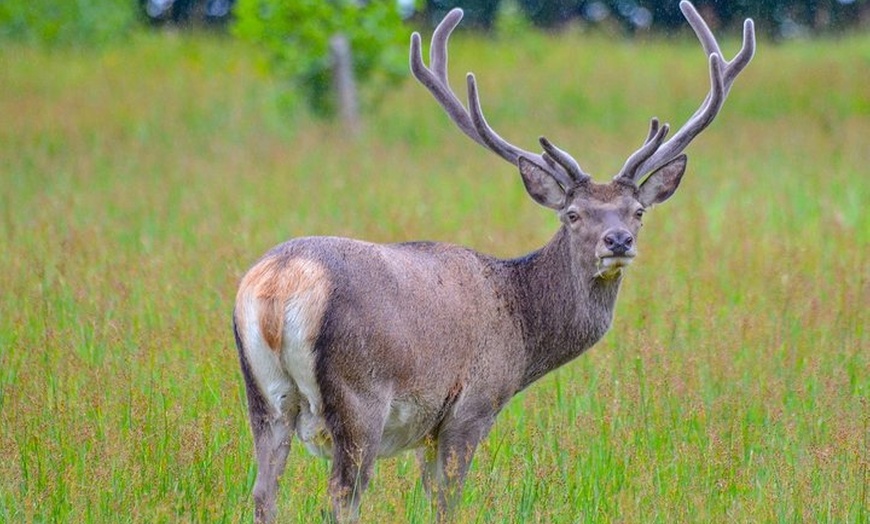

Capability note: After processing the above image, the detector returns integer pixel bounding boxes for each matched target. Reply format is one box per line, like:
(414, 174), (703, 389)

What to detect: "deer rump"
(234, 236), (530, 459)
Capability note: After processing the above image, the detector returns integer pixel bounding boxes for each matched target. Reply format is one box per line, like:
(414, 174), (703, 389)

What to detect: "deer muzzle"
(603, 229), (634, 257)
(595, 228), (637, 277)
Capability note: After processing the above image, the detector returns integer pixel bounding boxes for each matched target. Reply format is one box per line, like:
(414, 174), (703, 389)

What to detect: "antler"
(410, 9), (588, 188)
(614, 1), (755, 185)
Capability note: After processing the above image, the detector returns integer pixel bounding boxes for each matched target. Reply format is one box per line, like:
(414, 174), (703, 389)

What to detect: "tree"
(0, 0), (136, 47)
(233, 0), (407, 119)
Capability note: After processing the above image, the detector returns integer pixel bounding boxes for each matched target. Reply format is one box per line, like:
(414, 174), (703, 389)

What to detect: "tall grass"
(0, 27), (867, 523)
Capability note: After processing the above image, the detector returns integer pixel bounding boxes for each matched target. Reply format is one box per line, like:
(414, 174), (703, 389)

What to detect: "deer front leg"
(416, 439), (438, 500)
(422, 413), (496, 522)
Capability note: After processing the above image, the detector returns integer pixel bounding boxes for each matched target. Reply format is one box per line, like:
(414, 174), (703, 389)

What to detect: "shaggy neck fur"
(504, 226), (623, 389)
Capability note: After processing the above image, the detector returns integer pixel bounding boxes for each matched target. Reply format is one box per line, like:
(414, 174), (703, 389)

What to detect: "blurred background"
(2, 0), (866, 124)
(3, 0), (868, 40)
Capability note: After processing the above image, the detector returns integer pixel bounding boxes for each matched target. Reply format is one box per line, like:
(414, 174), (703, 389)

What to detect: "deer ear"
(638, 155), (687, 207)
(518, 157), (566, 210)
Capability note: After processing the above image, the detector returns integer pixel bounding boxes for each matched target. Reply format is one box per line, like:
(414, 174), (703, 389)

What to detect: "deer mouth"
(594, 254), (635, 278)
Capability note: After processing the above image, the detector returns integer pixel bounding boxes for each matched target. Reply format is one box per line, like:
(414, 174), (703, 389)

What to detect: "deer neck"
(507, 226), (624, 389)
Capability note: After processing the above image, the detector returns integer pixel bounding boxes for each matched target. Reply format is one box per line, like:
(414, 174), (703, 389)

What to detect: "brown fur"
(237, 256), (330, 353)
(572, 179), (637, 202)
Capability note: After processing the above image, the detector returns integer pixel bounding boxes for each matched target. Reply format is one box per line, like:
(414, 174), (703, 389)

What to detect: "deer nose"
(603, 229), (634, 256)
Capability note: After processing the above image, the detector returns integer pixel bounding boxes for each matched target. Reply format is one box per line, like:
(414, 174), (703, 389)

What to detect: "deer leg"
(236, 318), (298, 524)
(324, 389), (390, 523)
(416, 439), (438, 499)
(250, 401), (296, 524)
(428, 414), (496, 522)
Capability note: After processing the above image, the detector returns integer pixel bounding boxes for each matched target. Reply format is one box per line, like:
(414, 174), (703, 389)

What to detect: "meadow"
(0, 23), (867, 523)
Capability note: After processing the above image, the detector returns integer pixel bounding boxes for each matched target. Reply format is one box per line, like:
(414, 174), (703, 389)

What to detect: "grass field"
(0, 24), (868, 523)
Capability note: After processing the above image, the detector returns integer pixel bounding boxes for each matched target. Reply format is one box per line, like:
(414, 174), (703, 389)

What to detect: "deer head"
(411, 0), (755, 280)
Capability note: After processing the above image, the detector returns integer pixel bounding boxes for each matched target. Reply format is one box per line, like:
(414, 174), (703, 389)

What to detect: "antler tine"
(410, 15), (482, 147)
(615, 1), (755, 184)
(615, 119), (670, 183)
(465, 73), (518, 163)
(681, 0), (721, 58)
(645, 117), (661, 143)
(429, 8), (460, 84)
(726, 18), (756, 86)
(411, 8), (581, 189)
(466, 74), (579, 188)
(539, 136), (589, 184)
(683, 2), (755, 86)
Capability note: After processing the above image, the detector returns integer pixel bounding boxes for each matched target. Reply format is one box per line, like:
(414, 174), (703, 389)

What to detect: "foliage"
(425, 0), (870, 34)
(0, 0), (137, 47)
(632, 0), (869, 36)
(233, 0), (407, 118)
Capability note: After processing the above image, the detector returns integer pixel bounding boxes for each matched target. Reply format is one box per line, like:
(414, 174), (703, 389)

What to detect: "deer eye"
(634, 208), (645, 219)
(565, 211), (580, 223)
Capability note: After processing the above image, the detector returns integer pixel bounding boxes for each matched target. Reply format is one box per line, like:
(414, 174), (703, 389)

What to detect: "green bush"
(233, 0), (407, 118)
(0, 0), (137, 47)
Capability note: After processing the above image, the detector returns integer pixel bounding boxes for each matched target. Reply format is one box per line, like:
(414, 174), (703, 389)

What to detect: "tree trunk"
(329, 33), (360, 135)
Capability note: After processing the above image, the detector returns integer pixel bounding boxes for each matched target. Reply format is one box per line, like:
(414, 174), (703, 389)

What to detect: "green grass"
(1, 27), (868, 523)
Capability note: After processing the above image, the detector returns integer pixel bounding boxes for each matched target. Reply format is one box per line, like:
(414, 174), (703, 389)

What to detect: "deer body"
(233, 2), (754, 522)
(236, 231), (621, 450)
(236, 237), (527, 460)
(236, 228), (623, 458)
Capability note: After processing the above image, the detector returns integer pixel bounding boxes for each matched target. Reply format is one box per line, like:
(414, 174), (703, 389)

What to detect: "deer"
(232, 2), (755, 522)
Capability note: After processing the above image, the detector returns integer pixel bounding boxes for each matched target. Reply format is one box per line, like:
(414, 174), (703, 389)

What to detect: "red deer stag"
(233, 2), (755, 522)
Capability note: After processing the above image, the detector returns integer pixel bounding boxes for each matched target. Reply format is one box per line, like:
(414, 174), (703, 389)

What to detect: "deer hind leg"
(234, 316), (299, 524)
(250, 402), (296, 524)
